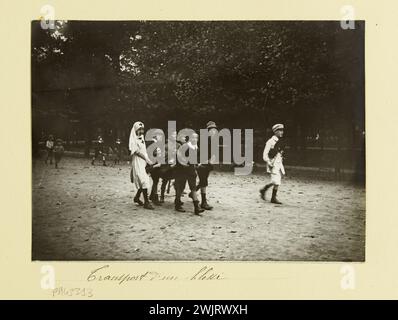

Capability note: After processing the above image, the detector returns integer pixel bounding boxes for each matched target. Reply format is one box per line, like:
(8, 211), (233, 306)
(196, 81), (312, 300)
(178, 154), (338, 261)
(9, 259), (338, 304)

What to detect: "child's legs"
(160, 178), (168, 197)
(270, 173), (281, 187)
(47, 149), (53, 163)
(261, 182), (274, 190)
(196, 166), (209, 191)
(270, 173), (282, 200)
(134, 188), (142, 199)
(150, 173), (160, 198)
(55, 155), (61, 165)
(187, 174), (198, 201)
(174, 175), (186, 204)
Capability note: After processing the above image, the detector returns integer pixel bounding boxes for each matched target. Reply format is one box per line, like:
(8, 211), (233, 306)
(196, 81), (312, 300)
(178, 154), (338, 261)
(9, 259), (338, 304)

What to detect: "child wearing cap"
(260, 124), (286, 204)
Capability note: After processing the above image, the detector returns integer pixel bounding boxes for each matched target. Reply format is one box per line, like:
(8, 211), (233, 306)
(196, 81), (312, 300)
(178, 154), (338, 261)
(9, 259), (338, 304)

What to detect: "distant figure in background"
(91, 136), (107, 166)
(114, 138), (123, 165)
(45, 134), (54, 165)
(129, 121), (154, 210)
(53, 139), (65, 169)
(260, 124), (286, 204)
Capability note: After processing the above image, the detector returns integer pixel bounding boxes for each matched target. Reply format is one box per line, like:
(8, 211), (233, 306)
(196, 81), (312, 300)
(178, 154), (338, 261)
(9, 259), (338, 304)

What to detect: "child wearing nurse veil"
(129, 121), (154, 210)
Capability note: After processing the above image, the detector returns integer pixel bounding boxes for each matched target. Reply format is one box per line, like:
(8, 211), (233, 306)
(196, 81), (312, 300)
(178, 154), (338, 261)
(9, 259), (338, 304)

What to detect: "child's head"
(151, 129), (164, 143)
(56, 138), (63, 145)
(169, 130), (177, 141)
(177, 132), (187, 144)
(275, 129), (284, 138)
(272, 124), (284, 138)
(137, 127), (144, 136)
(206, 121), (218, 137)
(190, 132), (199, 145)
(49, 134), (54, 140)
(133, 121), (145, 137)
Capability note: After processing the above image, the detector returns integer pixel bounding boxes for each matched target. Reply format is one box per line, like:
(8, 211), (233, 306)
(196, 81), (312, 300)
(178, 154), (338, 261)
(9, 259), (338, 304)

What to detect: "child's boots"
(193, 200), (205, 216)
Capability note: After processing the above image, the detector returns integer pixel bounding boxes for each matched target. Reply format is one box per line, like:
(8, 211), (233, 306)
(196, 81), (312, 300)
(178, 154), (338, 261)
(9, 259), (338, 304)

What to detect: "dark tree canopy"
(32, 20), (364, 152)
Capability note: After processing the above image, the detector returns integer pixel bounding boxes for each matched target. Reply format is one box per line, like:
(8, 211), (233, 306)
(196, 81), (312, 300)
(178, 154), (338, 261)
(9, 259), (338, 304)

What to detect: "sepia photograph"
(31, 20), (365, 261)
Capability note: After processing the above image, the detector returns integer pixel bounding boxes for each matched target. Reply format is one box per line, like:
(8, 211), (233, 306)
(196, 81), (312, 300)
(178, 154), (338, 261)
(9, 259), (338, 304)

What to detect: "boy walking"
(260, 124), (286, 204)
(174, 132), (205, 215)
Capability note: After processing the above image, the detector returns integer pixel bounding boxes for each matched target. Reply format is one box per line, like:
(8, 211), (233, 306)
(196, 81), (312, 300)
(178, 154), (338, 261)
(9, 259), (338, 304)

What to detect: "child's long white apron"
(131, 138), (150, 190)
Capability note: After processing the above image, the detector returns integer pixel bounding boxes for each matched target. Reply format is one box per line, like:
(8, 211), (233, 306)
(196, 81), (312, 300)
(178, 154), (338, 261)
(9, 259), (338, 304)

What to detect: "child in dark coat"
(174, 132), (205, 215)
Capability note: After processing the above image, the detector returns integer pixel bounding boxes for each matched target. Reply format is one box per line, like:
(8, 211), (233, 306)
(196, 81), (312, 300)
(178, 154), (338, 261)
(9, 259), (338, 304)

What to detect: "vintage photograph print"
(31, 20), (365, 261)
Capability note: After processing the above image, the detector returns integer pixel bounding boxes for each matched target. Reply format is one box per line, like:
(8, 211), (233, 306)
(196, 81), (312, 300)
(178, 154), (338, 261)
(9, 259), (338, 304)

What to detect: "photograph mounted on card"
(31, 19), (365, 262)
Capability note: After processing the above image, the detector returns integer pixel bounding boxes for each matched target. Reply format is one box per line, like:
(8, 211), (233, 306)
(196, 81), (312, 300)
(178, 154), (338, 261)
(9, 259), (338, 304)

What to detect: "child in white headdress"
(129, 121), (154, 210)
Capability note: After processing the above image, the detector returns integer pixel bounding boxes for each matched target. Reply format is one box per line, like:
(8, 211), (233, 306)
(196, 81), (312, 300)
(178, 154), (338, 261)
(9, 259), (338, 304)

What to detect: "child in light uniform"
(260, 124), (286, 204)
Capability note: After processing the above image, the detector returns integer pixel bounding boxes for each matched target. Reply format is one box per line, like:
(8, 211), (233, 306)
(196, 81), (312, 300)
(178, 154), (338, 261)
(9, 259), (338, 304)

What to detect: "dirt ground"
(32, 157), (365, 261)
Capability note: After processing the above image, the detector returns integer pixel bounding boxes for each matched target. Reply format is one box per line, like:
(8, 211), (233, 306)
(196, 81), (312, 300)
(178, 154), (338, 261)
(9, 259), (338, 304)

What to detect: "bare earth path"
(32, 157), (365, 261)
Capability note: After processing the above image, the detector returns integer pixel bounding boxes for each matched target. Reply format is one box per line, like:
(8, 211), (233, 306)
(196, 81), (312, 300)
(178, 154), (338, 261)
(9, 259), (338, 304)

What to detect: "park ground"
(32, 157), (365, 261)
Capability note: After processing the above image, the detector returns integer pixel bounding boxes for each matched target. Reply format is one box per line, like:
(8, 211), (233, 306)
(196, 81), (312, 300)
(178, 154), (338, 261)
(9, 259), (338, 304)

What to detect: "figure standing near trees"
(91, 136), (107, 166)
(114, 138), (123, 165)
(53, 138), (65, 169)
(45, 134), (54, 165)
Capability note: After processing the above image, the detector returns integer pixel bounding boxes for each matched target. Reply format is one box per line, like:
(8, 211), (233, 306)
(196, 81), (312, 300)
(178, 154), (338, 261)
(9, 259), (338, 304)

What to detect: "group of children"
(44, 122), (286, 211)
(44, 135), (65, 168)
(91, 136), (124, 167)
(129, 120), (286, 214)
(129, 121), (217, 215)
